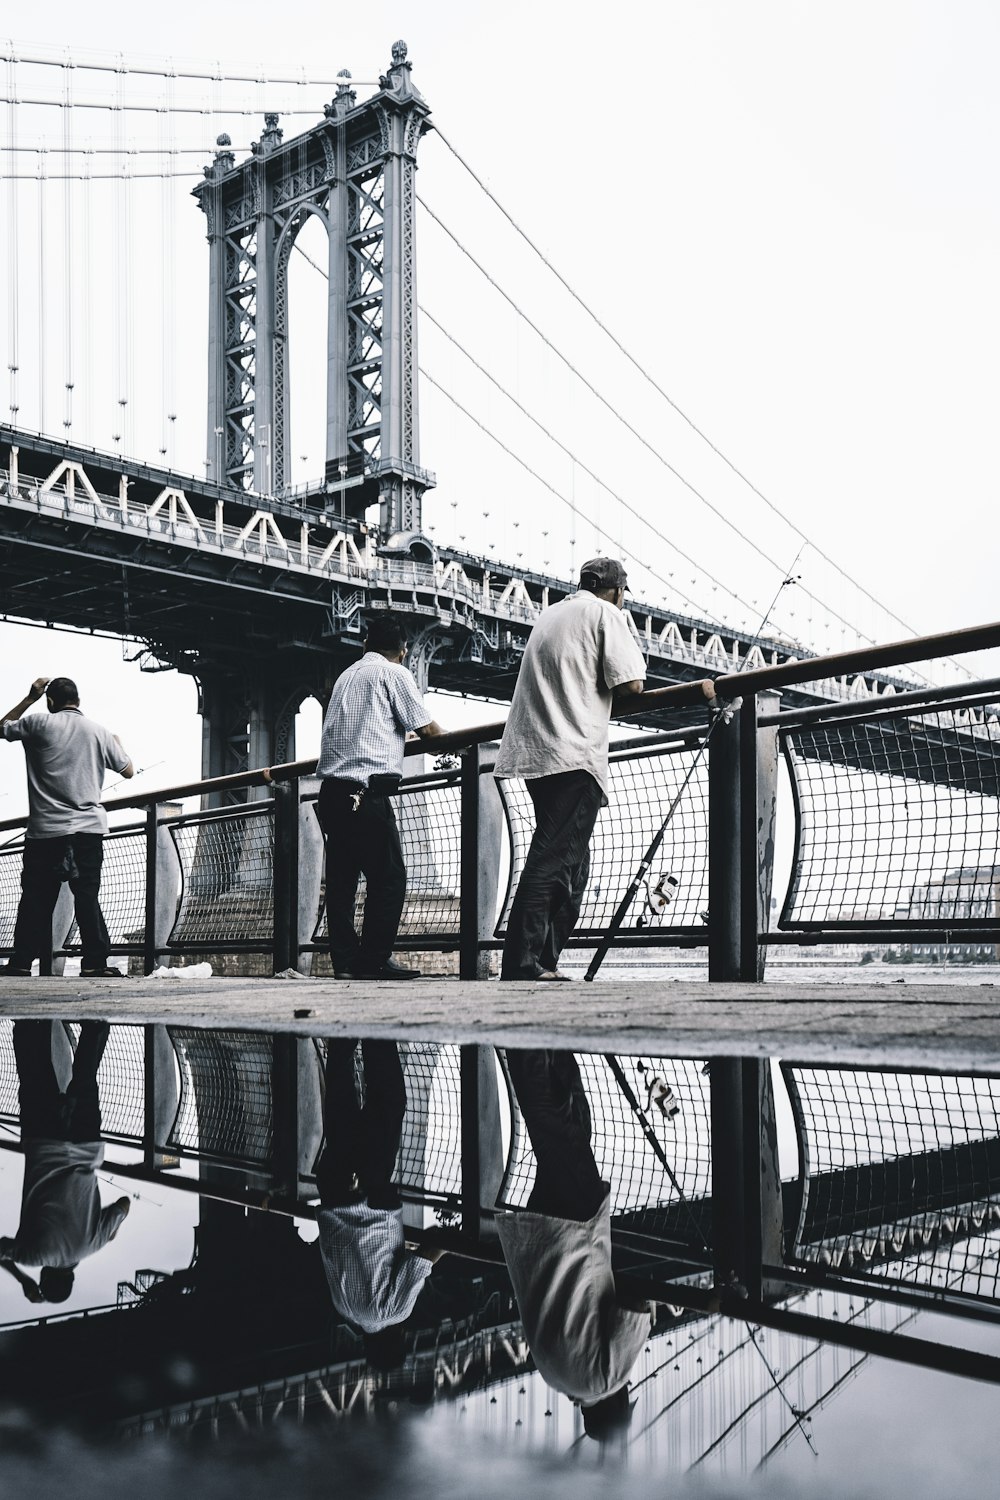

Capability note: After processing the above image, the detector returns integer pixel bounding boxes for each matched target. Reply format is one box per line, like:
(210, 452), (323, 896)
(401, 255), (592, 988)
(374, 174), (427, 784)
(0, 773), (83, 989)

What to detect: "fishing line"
(584, 543), (805, 982)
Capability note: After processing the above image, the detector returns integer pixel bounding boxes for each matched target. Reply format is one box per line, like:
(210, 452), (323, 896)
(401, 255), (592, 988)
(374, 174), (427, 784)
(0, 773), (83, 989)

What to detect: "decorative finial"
(252, 113), (283, 156)
(209, 131), (235, 175)
(379, 39), (420, 97)
(324, 66), (357, 117)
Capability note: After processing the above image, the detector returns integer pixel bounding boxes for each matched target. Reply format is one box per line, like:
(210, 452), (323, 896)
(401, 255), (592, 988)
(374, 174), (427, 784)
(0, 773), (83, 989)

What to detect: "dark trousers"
(11, 834), (111, 972)
(506, 1048), (606, 1222)
(13, 1019), (109, 1143)
(501, 770), (603, 979)
(316, 1038), (406, 1209)
(317, 779), (407, 974)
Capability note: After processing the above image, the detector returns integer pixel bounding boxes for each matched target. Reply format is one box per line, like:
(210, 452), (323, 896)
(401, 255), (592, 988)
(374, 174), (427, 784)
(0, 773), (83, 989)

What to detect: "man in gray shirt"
(494, 559), (646, 980)
(0, 1020), (130, 1304)
(1, 676), (133, 978)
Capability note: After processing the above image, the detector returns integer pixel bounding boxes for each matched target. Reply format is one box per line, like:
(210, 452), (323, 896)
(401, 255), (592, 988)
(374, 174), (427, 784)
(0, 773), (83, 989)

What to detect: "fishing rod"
(584, 547), (804, 982)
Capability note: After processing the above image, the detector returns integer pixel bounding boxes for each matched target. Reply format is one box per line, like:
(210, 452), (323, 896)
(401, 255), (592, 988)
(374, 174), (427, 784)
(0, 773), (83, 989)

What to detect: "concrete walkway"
(0, 976), (998, 1072)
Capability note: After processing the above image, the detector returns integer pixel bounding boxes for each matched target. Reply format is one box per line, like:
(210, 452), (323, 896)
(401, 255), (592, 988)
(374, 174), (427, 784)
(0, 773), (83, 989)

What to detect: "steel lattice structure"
(194, 41), (433, 533)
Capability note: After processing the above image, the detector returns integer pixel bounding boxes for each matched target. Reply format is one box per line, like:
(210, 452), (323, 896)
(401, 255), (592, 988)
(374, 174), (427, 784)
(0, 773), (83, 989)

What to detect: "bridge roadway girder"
(5, 429), (996, 787)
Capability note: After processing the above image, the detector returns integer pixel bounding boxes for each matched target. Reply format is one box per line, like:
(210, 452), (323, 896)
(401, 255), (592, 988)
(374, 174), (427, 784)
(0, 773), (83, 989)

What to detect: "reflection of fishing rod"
(584, 548), (804, 982)
(602, 1054), (708, 1253)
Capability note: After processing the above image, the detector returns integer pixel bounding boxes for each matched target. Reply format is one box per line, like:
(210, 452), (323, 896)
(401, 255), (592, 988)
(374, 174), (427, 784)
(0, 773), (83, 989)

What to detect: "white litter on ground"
(149, 963), (214, 979)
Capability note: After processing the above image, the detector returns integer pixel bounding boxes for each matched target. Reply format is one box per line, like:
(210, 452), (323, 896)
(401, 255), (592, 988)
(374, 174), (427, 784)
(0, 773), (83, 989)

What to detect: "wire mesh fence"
(75, 1020), (147, 1140)
(496, 737), (710, 942)
(497, 1052), (712, 1226)
(63, 825), (148, 951)
(0, 1019), (18, 1120)
(396, 1041), (464, 1200)
(0, 845), (24, 950)
(310, 775), (464, 946)
(167, 1027), (275, 1166)
(780, 706), (1000, 929)
(168, 808), (275, 948)
(783, 1063), (1000, 1298)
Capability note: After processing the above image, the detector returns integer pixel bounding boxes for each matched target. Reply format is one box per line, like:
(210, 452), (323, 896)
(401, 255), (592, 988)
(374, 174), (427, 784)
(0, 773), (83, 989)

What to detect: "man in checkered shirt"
(316, 614), (445, 980)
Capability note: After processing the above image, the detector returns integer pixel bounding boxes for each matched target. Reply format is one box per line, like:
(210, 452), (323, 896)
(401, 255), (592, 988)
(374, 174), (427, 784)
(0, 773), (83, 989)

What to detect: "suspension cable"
(289, 234), (759, 621)
(422, 365), (748, 625)
(0, 47), (366, 88)
(35, 149), (44, 433)
(417, 193), (879, 650)
(431, 126), (932, 648)
(420, 306), (762, 621)
(5, 54), (19, 423)
(61, 52), (73, 436)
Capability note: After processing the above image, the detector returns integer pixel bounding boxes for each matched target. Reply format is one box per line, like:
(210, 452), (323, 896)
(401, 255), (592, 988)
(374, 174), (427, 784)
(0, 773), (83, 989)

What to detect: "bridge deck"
(0, 977), (997, 1073)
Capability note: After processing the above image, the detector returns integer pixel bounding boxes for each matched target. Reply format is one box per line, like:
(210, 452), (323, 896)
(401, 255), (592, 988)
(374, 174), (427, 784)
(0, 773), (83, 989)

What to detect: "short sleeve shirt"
(316, 654), (430, 785)
(493, 592), (647, 798)
(317, 1202), (433, 1333)
(2, 709), (131, 839)
(495, 1189), (651, 1404)
(0, 1138), (128, 1268)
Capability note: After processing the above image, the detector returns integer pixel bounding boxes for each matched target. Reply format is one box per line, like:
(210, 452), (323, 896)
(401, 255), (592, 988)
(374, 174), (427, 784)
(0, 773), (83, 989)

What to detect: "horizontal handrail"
(708, 617), (1000, 699)
(1, 618), (999, 831)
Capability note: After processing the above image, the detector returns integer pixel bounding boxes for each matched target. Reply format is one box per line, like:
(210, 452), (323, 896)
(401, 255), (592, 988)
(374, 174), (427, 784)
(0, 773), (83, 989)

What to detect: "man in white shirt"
(315, 615), (445, 981)
(316, 1037), (442, 1369)
(494, 559), (646, 980)
(495, 1047), (651, 1439)
(1, 676), (134, 978)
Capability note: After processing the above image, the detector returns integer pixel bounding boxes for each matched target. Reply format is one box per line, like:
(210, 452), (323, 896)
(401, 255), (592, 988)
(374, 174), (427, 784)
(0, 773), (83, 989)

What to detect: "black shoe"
(334, 970), (358, 980)
(81, 967), (125, 978)
(360, 959), (421, 981)
(0, 964), (31, 978)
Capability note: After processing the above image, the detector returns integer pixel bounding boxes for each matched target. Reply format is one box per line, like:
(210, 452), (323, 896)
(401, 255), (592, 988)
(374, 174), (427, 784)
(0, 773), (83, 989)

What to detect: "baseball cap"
(579, 557), (628, 591)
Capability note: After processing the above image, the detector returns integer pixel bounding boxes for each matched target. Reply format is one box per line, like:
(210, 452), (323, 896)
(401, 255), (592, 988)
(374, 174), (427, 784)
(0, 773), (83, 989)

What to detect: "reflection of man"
(314, 615), (445, 981)
(496, 1048), (650, 1439)
(316, 1038), (442, 1368)
(0, 1021), (130, 1303)
(494, 560), (646, 980)
(0, 675), (133, 978)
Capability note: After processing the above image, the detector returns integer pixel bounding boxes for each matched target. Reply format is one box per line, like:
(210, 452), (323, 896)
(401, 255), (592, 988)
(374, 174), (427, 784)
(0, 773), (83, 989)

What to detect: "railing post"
(144, 803), (158, 975)
(755, 691), (782, 982)
(460, 1043), (504, 1245)
(707, 694), (784, 1300)
(272, 778), (300, 974)
(459, 742), (503, 980)
(143, 1024), (180, 1170)
(271, 1032), (300, 1199)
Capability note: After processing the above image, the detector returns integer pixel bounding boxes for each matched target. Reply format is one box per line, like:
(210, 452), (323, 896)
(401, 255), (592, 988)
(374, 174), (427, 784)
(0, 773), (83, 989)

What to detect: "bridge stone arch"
(195, 40), (434, 534)
(274, 201), (332, 495)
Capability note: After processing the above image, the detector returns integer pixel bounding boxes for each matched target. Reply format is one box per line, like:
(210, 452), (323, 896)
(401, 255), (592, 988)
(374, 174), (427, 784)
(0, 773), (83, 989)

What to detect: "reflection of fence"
(782, 1062), (1000, 1305)
(1, 1022), (999, 1375)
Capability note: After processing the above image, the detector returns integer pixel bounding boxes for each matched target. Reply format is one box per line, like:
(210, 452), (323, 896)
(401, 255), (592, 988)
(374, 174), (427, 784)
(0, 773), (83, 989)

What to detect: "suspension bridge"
(0, 38), (963, 781)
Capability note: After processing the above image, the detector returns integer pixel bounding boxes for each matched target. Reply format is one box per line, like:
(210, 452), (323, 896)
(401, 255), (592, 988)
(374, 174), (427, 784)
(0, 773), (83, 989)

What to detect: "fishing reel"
(636, 1060), (681, 1119)
(636, 871), (679, 928)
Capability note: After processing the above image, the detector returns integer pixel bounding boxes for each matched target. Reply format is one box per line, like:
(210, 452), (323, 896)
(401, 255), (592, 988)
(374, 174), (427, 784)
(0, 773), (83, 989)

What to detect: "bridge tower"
(191, 40), (435, 782)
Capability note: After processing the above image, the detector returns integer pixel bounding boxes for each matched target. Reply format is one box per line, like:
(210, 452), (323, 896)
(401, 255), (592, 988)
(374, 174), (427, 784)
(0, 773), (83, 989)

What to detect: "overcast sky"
(1, 1), (997, 816)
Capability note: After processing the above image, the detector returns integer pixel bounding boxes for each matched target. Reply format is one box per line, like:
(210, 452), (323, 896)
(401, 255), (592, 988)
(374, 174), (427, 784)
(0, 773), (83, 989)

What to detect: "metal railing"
(3, 619), (1000, 974)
